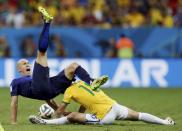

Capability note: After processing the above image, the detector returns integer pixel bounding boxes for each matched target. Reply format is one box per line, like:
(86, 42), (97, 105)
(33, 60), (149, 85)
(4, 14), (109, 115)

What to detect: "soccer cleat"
(91, 75), (109, 91)
(165, 117), (175, 125)
(38, 6), (53, 23)
(0, 123), (4, 131)
(29, 115), (47, 124)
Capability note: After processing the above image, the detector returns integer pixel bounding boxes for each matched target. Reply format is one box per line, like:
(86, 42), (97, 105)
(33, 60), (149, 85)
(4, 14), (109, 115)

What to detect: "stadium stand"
(0, 0), (182, 58)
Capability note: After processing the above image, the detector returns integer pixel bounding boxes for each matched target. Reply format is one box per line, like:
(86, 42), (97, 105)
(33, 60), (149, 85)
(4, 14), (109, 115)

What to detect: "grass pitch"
(0, 88), (182, 131)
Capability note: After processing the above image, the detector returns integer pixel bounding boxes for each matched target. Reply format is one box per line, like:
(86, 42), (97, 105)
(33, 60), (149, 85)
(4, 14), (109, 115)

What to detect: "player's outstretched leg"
(29, 115), (69, 125)
(64, 62), (108, 90)
(35, 6), (53, 67)
(38, 6), (53, 53)
(126, 108), (175, 125)
(67, 63), (94, 84)
(138, 113), (175, 125)
(31, 6), (53, 93)
(75, 66), (109, 90)
(29, 112), (99, 125)
(108, 104), (175, 125)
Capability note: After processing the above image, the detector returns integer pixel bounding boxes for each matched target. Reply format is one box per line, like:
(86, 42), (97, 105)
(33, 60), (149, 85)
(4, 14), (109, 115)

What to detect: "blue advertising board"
(0, 58), (181, 88)
(1, 27), (182, 58)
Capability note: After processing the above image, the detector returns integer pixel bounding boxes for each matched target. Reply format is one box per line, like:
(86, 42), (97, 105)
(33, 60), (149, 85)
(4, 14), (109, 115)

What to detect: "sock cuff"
(138, 112), (142, 120)
(44, 22), (51, 25)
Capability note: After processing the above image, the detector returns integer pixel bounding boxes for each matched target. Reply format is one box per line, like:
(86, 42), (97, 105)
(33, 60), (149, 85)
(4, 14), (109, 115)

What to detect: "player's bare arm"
(10, 96), (18, 124)
(46, 99), (59, 111)
(54, 102), (68, 118)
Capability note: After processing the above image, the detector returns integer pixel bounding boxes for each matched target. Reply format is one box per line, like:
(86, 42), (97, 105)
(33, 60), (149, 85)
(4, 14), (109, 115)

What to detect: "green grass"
(1, 88), (182, 131)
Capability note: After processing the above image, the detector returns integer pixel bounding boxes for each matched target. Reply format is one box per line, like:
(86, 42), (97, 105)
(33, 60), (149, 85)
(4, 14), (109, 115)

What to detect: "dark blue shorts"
(31, 62), (72, 99)
(50, 70), (73, 94)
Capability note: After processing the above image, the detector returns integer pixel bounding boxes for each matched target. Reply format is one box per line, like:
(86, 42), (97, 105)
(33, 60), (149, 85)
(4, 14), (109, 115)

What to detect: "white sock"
(45, 117), (69, 125)
(139, 113), (167, 125)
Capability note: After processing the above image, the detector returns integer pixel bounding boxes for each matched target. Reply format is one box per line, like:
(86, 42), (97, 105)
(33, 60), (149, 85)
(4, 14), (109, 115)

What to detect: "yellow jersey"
(63, 81), (116, 119)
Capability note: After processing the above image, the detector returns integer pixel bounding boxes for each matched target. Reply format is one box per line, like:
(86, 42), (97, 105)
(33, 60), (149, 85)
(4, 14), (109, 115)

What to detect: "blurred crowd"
(0, 33), (135, 58)
(0, 36), (11, 57)
(1, 0), (182, 58)
(0, 0), (182, 28)
(19, 34), (67, 58)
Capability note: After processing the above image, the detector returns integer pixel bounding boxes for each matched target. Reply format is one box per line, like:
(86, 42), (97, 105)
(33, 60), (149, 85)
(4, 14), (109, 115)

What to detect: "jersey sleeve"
(10, 80), (18, 96)
(62, 88), (72, 104)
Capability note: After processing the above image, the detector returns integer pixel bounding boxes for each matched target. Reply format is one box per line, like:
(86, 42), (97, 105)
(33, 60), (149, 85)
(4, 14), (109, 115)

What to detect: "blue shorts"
(31, 62), (72, 99)
(50, 69), (74, 95)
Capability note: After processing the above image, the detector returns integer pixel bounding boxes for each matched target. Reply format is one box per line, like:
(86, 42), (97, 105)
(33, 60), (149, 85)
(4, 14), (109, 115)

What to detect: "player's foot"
(29, 115), (47, 124)
(91, 75), (109, 91)
(165, 117), (175, 125)
(38, 6), (53, 23)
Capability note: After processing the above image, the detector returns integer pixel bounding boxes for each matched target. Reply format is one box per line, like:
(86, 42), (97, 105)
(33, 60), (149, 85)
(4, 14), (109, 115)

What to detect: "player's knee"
(64, 63), (79, 80)
(36, 51), (48, 67)
(67, 112), (78, 122)
(66, 63), (79, 74)
(127, 109), (139, 120)
(37, 51), (47, 56)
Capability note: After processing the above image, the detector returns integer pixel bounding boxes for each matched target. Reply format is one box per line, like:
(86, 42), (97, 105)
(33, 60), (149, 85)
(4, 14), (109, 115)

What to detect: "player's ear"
(17, 66), (22, 73)
(18, 69), (22, 73)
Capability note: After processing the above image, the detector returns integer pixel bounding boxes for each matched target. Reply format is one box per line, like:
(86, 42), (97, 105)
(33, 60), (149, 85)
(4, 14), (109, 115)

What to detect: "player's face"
(17, 59), (31, 76)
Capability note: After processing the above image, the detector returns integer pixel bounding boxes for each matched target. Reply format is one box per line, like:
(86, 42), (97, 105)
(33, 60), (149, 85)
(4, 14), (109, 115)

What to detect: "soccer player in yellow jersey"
(29, 81), (175, 125)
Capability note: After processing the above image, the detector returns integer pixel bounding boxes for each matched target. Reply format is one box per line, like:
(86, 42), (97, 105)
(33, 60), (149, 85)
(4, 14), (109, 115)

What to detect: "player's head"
(16, 59), (31, 76)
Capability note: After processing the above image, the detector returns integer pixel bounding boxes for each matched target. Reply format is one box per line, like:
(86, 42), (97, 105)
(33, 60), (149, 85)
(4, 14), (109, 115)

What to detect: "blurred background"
(0, 0), (182, 88)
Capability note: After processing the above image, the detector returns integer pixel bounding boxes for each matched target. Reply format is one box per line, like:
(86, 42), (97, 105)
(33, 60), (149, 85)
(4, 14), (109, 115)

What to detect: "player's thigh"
(115, 104), (129, 120)
(32, 62), (50, 91)
(51, 70), (72, 88)
(100, 107), (117, 124)
(116, 104), (139, 120)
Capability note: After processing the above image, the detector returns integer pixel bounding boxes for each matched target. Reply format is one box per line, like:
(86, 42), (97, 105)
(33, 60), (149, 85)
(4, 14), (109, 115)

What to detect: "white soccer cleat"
(29, 115), (47, 124)
(91, 75), (109, 91)
(165, 117), (175, 125)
